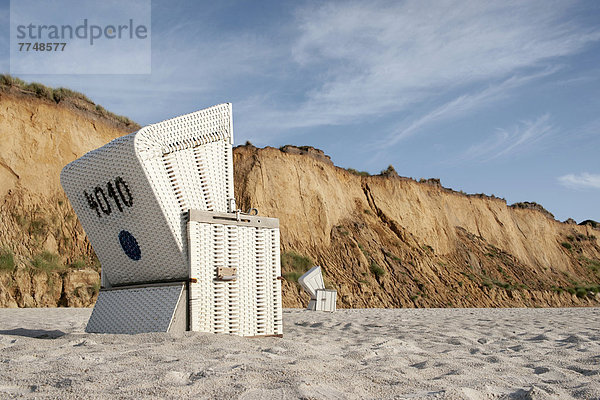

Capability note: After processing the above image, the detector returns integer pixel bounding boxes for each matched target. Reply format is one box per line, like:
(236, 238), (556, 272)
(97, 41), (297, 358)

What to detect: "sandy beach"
(0, 308), (599, 399)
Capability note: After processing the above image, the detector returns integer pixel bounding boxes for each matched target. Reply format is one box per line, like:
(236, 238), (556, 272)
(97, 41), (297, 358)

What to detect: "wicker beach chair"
(298, 266), (337, 312)
(61, 104), (283, 336)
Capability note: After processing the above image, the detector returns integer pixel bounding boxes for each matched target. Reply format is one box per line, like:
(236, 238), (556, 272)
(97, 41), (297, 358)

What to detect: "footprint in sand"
(446, 337), (463, 345)
(189, 369), (214, 382)
(533, 366), (550, 375)
(163, 370), (191, 386)
(485, 355), (501, 364)
(566, 366), (599, 376)
(527, 334), (549, 341)
(70, 339), (96, 347)
(53, 378), (72, 389)
(263, 346), (286, 355)
(410, 360), (429, 369)
(559, 334), (587, 344)
(539, 369), (567, 384)
(510, 385), (554, 400)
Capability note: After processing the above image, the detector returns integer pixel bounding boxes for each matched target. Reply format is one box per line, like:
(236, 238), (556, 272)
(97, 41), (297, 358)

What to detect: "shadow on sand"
(0, 328), (66, 339)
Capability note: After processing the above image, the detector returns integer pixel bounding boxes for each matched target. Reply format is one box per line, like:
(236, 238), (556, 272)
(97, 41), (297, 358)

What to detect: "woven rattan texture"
(61, 104), (234, 286)
(85, 284), (185, 334)
(188, 221), (283, 337)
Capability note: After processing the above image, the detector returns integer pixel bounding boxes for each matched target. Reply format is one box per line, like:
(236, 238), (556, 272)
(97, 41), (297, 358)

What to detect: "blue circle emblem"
(119, 230), (141, 260)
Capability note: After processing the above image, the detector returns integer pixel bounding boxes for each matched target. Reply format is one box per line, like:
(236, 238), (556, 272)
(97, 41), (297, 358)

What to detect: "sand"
(0, 308), (599, 399)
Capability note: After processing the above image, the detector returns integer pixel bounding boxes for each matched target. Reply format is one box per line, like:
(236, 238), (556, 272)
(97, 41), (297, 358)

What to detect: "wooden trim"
(189, 209), (279, 229)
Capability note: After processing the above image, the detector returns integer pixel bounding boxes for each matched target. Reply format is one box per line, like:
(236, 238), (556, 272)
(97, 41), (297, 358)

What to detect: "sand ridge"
(0, 308), (599, 399)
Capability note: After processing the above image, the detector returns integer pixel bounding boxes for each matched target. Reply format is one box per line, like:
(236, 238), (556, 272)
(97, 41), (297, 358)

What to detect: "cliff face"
(234, 145), (600, 308)
(1, 90), (599, 308)
(0, 88), (133, 307)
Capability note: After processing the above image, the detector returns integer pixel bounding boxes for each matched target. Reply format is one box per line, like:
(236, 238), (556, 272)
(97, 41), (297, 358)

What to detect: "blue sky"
(1, 0), (599, 222)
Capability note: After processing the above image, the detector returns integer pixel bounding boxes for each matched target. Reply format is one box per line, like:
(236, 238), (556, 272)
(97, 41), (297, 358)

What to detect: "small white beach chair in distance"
(298, 266), (336, 312)
(61, 104), (283, 336)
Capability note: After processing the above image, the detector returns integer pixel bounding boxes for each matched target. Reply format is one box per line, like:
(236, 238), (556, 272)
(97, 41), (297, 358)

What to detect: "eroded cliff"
(1, 86), (599, 308)
(234, 145), (600, 308)
(0, 85), (134, 307)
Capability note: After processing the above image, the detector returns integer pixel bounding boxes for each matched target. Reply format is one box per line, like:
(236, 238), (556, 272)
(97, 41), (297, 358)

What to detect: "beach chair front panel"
(188, 210), (282, 337)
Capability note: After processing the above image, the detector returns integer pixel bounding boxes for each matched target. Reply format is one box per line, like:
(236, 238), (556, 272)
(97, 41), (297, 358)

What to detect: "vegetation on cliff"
(0, 74), (140, 130)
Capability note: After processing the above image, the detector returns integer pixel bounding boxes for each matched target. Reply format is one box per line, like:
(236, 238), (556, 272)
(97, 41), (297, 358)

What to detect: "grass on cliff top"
(281, 251), (313, 282)
(0, 74), (138, 128)
(346, 165), (398, 178)
(346, 168), (370, 177)
(0, 247), (16, 272)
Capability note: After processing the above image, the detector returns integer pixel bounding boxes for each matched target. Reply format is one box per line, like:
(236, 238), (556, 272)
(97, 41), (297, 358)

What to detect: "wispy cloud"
(281, 1), (600, 127)
(239, 0), (600, 141)
(377, 68), (558, 148)
(459, 114), (554, 162)
(558, 173), (600, 189)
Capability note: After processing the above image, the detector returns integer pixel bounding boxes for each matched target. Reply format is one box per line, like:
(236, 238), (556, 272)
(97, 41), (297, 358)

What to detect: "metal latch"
(216, 267), (237, 281)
